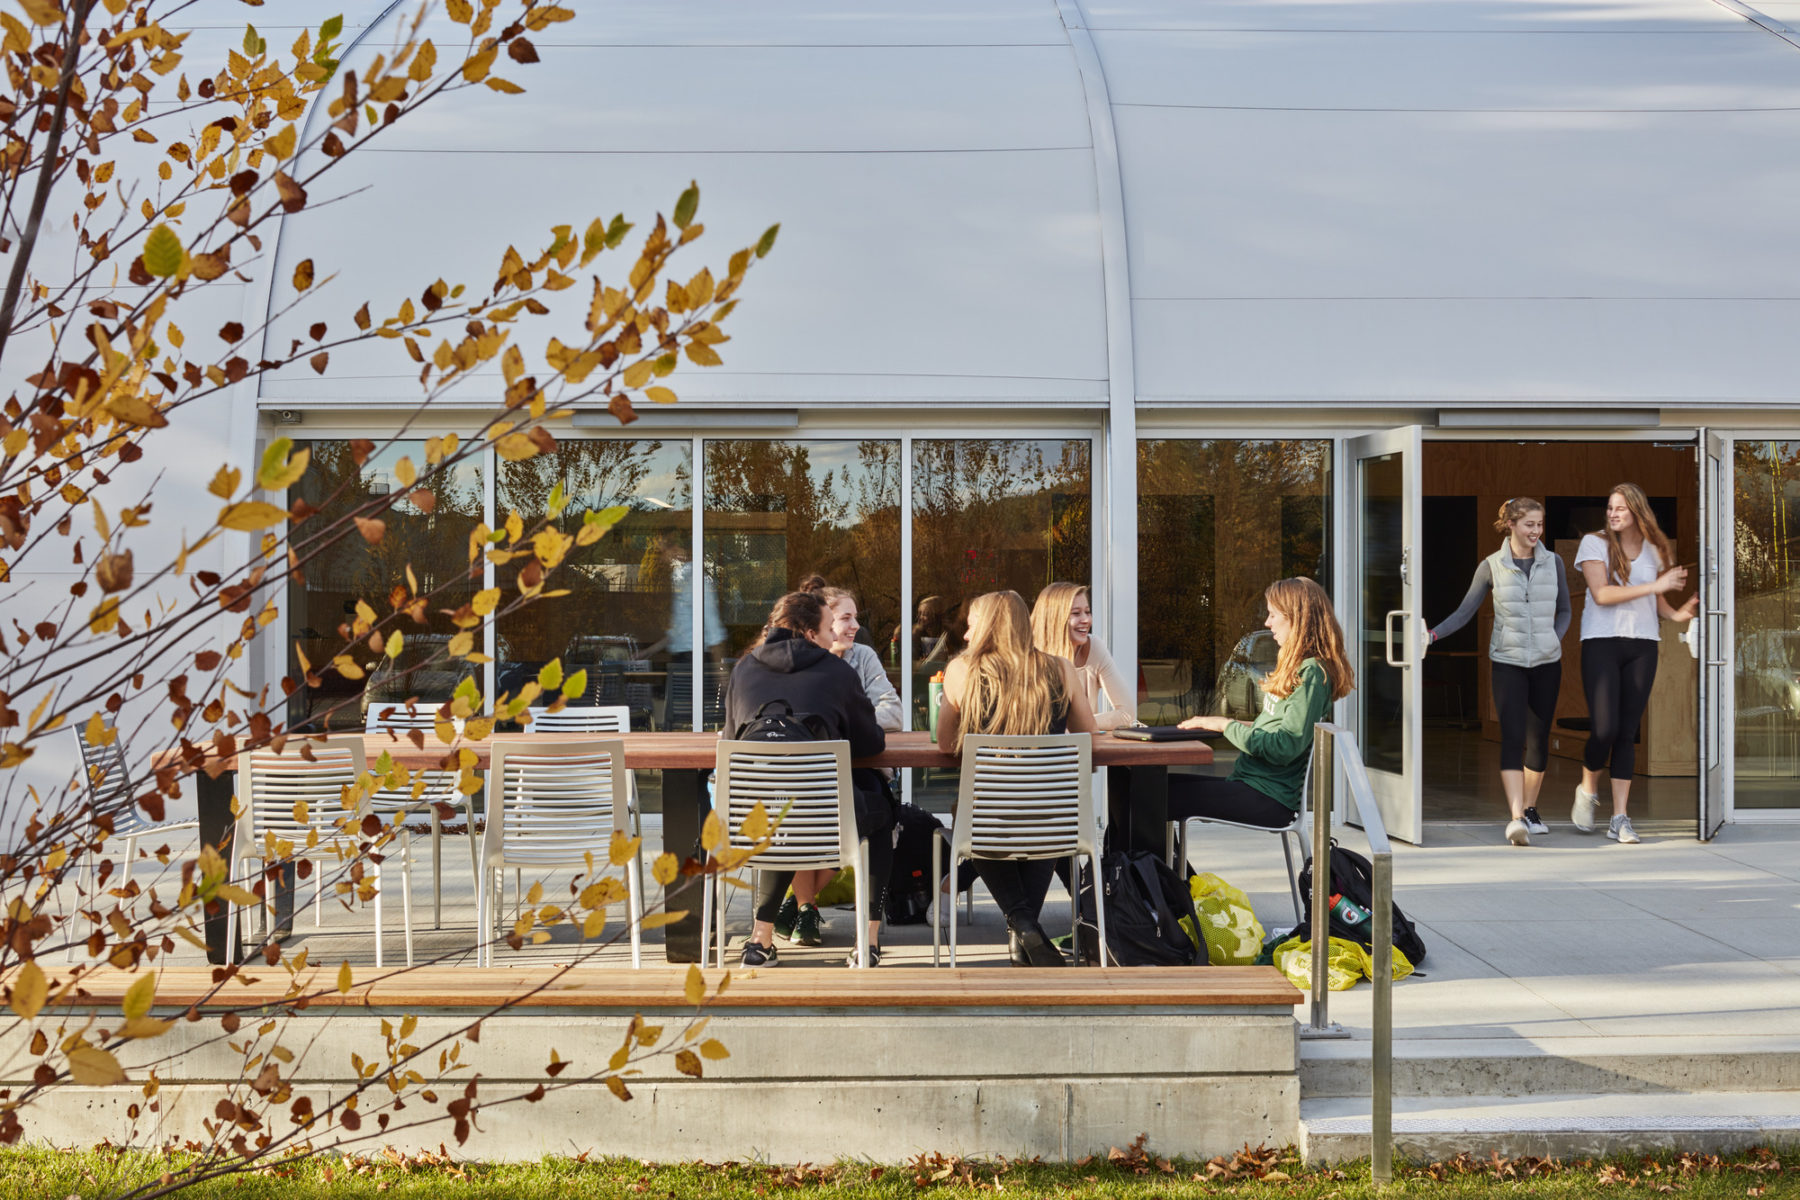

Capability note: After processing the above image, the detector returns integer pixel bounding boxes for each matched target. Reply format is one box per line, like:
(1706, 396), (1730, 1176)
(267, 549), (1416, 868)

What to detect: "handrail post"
(1371, 846), (1394, 1186)
(1300, 730), (1348, 1039)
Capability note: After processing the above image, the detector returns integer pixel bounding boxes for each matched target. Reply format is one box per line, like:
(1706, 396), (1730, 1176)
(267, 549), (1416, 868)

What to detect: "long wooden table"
(193, 730), (1212, 964)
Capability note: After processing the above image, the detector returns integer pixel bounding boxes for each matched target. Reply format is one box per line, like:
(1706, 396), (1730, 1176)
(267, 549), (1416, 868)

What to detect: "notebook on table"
(1110, 726), (1220, 743)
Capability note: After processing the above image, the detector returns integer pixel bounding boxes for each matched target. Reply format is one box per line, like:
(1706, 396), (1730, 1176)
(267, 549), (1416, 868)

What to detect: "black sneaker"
(792, 904), (823, 947)
(843, 944), (881, 968)
(771, 893), (800, 942)
(740, 940), (779, 968)
(1523, 807), (1550, 836)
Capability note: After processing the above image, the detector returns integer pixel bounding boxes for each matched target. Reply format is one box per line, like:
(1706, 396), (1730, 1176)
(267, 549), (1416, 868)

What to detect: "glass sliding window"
(1733, 439), (1800, 810)
(494, 439), (692, 730)
(911, 438), (1091, 807)
(703, 440), (903, 730)
(286, 440), (484, 732)
(1137, 440), (1331, 743)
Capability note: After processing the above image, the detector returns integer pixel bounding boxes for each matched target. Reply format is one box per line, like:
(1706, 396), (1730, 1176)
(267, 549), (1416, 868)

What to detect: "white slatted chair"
(1171, 756), (1313, 925)
(364, 707), (474, 930)
(519, 707), (643, 920)
(230, 736), (413, 967)
(477, 738), (641, 968)
(703, 739), (869, 969)
(65, 724), (201, 960)
(932, 733), (1103, 967)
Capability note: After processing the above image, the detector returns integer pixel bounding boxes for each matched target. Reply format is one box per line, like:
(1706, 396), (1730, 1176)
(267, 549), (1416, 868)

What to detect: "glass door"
(1347, 428), (1424, 845)
(1698, 430), (1728, 839)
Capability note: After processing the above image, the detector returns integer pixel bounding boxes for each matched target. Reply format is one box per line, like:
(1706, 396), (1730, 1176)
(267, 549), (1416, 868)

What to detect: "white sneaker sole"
(1608, 828), (1641, 845)
(1571, 790), (1598, 833)
(1506, 821), (1530, 847)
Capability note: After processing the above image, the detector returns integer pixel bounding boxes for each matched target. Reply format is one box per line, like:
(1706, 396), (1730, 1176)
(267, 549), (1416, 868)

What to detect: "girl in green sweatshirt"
(1171, 577), (1356, 828)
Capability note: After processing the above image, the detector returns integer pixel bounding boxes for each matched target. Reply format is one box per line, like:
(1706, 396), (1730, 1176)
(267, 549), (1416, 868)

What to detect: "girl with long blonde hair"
(1031, 582), (1136, 729)
(1172, 578), (1353, 829)
(1570, 484), (1696, 844)
(937, 590), (1097, 966)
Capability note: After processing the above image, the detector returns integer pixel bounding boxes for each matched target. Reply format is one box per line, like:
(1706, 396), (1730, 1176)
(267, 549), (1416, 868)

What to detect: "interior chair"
(931, 733), (1104, 967)
(476, 738), (642, 968)
(65, 723), (201, 960)
(703, 738), (869, 968)
(364, 706), (475, 930)
(230, 735), (413, 967)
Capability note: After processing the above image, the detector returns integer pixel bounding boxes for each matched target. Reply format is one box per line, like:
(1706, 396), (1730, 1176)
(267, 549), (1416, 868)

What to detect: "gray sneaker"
(1571, 787), (1599, 833)
(1608, 814), (1641, 844)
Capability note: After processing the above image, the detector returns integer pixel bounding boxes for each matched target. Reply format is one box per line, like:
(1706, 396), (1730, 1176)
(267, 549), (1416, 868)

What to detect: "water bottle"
(1329, 892), (1369, 931)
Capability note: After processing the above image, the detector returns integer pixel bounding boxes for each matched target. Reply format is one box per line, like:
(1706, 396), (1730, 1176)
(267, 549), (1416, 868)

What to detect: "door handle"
(1384, 610), (1410, 668)
(1704, 609), (1727, 668)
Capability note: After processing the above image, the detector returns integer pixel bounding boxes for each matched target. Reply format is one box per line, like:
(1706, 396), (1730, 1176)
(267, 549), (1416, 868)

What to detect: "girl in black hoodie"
(722, 591), (891, 967)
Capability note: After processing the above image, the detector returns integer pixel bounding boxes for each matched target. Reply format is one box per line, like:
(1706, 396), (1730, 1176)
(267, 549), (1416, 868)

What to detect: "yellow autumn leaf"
(67, 1046), (127, 1086)
(471, 588), (501, 616)
(645, 386), (677, 405)
(121, 973), (155, 1020)
(219, 501), (288, 531)
(684, 964), (704, 1006)
(338, 961), (353, 994)
(10, 961), (46, 1020)
(639, 911), (687, 930)
(651, 853), (680, 886)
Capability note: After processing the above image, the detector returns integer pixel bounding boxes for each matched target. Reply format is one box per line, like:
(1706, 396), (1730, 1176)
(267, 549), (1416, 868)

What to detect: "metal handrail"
(1305, 722), (1395, 1186)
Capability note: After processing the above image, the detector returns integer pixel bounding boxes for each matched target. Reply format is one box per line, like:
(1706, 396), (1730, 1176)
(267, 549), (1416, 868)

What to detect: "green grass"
(3, 1143), (1798, 1199)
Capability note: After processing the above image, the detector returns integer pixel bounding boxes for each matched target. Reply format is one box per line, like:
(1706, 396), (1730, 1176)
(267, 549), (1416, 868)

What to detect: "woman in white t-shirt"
(1029, 582), (1136, 729)
(1571, 484), (1697, 844)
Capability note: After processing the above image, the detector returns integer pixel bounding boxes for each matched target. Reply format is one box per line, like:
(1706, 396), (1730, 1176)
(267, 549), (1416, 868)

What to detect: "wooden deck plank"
(56, 965), (1300, 1010)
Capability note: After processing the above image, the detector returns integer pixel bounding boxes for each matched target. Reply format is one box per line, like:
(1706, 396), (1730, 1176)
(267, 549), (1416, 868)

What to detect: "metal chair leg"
(1281, 830), (1304, 925)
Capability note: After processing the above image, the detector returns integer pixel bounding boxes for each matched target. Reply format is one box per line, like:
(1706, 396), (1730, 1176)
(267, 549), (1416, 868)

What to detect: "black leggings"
(1491, 660), (1561, 773)
(752, 825), (895, 926)
(1167, 774), (1297, 829)
(1580, 636), (1659, 781)
(975, 859), (1057, 923)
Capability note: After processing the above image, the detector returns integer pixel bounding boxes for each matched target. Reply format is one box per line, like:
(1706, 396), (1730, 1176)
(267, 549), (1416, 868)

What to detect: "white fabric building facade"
(197, 0), (1800, 839)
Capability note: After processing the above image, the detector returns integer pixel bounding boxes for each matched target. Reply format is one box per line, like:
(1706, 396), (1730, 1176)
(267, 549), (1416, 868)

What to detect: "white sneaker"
(1523, 807), (1550, 836)
(1505, 819), (1530, 846)
(1608, 815), (1640, 844)
(1571, 787), (1599, 833)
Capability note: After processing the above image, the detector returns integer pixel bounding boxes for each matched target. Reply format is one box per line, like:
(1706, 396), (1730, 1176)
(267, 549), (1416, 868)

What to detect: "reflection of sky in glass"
(358, 440), (482, 517)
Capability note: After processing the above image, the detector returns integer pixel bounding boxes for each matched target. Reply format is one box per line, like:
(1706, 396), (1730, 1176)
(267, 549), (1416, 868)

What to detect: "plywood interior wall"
(1422, 440), (1698, 776)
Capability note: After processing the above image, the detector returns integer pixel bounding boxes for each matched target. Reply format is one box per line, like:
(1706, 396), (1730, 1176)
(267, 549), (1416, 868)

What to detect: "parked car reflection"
(1215, 629), (1278, 719)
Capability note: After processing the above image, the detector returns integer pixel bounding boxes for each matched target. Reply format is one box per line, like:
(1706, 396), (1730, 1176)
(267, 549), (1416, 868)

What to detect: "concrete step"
(1301, 1036), (1800, 1098)
(1301, 1093), (1800, 1162)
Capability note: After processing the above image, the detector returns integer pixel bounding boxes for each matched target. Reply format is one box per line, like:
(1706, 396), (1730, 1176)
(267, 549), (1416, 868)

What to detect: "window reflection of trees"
(1137, 440), (1330, 723)
(493, 441), (692, 724)
(1732, 440), (1800, 807)
(702, 440), (901, 674)
(286, 441), (484, 732)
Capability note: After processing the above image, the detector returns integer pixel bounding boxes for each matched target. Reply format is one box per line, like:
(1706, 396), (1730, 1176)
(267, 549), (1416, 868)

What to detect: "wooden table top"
(57, 964), (1299, 1010)
(352, 729), (1212, 772)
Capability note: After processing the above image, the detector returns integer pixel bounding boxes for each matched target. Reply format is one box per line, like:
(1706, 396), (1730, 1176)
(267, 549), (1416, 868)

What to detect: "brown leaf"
(507, 38), (538, 63)
(96, 551), (133, 594)
(309, 352), (329, 374)
(353, 516), (386, 545)
(408, 488), (436, 514)
(228, 169), (258, 196)
(292, 258), (314, 291)
(273, 171), (307, 213)
(219, 321), (245, 342)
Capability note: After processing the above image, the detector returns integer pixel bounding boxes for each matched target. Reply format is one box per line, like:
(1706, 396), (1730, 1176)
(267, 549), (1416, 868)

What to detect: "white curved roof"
(254, 0), (1800, 412)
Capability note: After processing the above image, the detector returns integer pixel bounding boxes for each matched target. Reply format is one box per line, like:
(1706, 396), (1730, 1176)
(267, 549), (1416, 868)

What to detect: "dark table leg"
(194, 769), (237, 965)
(1109, 764), (1170, 859)
(195, 769), (295, 964)
(660, 767), (710, 963)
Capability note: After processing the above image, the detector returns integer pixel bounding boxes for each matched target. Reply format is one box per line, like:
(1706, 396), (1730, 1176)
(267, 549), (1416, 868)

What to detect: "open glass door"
(1697, 429), (1728, 840)
(1347, 428), (1424, 844)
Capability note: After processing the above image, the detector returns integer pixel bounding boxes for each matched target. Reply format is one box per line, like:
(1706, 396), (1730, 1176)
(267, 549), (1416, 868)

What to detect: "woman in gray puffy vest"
(1425, 497), (1571, 846)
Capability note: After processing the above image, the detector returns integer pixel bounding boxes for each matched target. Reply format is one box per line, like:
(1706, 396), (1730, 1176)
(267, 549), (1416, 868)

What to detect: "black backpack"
(1298, 844), (1427, 966)
(883, 805), (947, 925)
(1078, 850), (1202, 967)
(735, 698), (833, 742)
